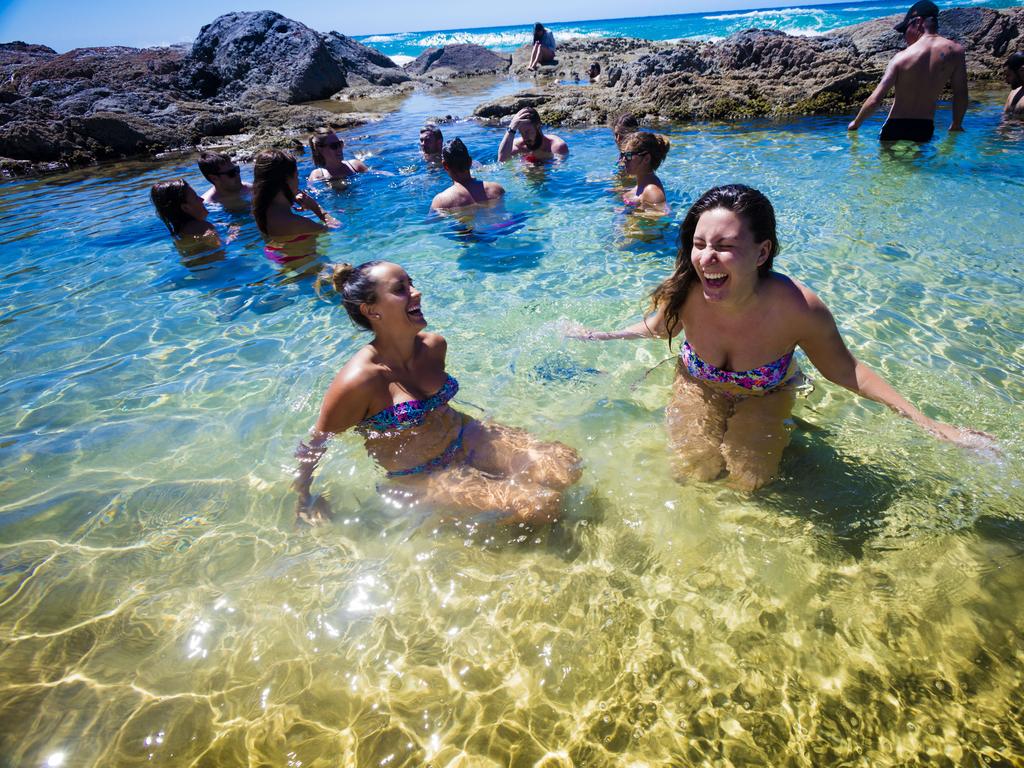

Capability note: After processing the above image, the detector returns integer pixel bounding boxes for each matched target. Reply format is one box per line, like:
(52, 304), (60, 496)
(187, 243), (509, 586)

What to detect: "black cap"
(894, 0), (939, 33)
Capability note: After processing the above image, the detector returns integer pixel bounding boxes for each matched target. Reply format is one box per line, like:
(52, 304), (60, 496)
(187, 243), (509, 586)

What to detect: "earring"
(373, 313), (381, 318)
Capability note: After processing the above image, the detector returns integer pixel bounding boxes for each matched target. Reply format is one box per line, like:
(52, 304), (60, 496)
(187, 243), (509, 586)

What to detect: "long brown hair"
(651, 184), (778, 345)
(150, 179), (197, 238)
(251, 150), (297, 235)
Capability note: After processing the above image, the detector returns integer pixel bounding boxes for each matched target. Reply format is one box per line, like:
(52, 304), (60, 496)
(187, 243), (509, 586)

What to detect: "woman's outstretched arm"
(567, 302), (669, 340)
(797, 290), (994, 447)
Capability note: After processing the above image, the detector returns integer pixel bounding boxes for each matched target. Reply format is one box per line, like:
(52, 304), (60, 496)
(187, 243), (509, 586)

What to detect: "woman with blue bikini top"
(292, 260), (581, 526)
(572, 184), (994, 492)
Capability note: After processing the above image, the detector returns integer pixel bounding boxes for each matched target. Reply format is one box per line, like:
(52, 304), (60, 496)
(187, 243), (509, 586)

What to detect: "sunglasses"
(318, 140), (342, 150)
(618, 151), (648, 161)
(215, 164), (240, 177)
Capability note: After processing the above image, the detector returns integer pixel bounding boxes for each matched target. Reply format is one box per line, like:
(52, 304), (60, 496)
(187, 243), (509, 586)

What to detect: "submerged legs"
(667, 372), (796, 491)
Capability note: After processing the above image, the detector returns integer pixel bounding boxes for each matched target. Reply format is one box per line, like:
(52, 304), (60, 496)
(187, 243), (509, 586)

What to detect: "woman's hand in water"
(324, 213), (341, 228)
(926, 419), (999, 452)
(295, 492), (333, 527)
(560, 320), (601, 340)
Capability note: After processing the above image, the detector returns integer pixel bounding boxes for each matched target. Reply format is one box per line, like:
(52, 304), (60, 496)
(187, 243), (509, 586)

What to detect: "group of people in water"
(147, 3), (1014, 526)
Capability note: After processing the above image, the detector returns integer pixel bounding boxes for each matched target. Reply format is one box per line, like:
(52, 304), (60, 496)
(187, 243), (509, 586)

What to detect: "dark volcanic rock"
(324, 32), (409, 86)
(405, 44), (510, 77)
(181, 11), (346, 103)
(477, 6), (1024, 126)
(0, 11), (403, 174)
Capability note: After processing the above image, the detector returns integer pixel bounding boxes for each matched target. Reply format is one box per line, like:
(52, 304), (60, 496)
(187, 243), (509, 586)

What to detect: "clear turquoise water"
(358, 0), (1022, 58)
(1, 80), (1023, 765)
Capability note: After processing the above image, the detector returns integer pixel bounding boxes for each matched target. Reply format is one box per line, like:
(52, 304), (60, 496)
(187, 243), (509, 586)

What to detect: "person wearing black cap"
(1004, 52), (1024, 117)
(430, 138), (505, 211)
(847, 0), (967, 142)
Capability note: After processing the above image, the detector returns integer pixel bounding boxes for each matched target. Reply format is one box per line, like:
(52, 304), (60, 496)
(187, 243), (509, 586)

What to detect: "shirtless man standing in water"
(847, 0), (967, 142)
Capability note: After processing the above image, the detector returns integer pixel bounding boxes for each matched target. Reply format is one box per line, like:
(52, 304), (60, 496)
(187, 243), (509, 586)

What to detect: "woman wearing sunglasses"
(308, 128), (369, 183)
(619, 132), (670, 215)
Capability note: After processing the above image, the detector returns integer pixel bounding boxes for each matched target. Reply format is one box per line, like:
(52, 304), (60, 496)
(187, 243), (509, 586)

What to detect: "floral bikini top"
(355, 375), (459, 435)
(680, 340), (796, 395)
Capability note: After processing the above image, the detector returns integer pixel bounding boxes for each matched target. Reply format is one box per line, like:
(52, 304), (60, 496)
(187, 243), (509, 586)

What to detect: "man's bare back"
(887, 35), (966, 121)
(848, 4), (968, 140)
(431, 180), (505, 211)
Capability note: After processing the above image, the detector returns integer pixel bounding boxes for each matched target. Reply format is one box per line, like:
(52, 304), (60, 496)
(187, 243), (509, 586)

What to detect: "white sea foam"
(703, 6), (827, 20)
(840, 5), (896, 11)
(362, 32), (411, 43)
(389, 55), (415, 66)
(413, 27), (607, 50)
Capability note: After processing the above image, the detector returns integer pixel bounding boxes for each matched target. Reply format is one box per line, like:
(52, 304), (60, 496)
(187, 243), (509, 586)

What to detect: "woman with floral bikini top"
(572, 184), (993, 491)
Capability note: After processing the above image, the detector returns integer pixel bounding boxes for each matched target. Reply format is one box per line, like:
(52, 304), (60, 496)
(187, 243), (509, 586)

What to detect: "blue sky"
(0, 0), (850, 51)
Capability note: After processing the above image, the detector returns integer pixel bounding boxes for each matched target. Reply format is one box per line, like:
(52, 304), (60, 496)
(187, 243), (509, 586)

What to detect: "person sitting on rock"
(498, 107), (569, 163)
(420, 123), (443, 162)
(612, 113), (640, 149)
(431, 139), (505, 211)
(151, 179), (218, 242)
(619, 132), (670, 215)
(588, 61), (601, 83)
(847, 0), (967, 142)
(528, 23), (556, 71)
(307, 128), (368, 184)
(1004, 52), (1024, 117)
(198, 151), (251, 211)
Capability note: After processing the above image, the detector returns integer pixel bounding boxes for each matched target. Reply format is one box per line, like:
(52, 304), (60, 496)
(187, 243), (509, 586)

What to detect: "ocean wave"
(839, 5), (897, 10)
(413, 27), (607, 50)
(703, 6), (829, 20)
(361, 32), (411, 43)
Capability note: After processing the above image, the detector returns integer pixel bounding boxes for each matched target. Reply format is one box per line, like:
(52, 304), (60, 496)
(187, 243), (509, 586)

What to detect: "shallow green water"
(1, 80), (1023, 766)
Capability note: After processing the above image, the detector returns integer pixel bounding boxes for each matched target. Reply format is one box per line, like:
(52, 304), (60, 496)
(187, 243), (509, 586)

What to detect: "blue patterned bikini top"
(355, 375), (459, 434)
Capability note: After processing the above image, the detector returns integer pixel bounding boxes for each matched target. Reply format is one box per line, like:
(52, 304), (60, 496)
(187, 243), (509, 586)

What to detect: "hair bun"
(315, 262), (355, 298)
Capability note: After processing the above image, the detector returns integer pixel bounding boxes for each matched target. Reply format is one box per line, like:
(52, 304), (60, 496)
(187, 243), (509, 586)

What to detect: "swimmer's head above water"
(309, 127), (344, 168)
(1005, 52), (1024, 87)
(653, 184), (778, 341)
(150, 178), (208, 238)
(441, 138), (472, 174)
(316, 261), (427, 333)
(252, 149), (299, 235)
(420, 124), (443, 156)
(611, 113), (640, 149)
(619, 131), (670, 172)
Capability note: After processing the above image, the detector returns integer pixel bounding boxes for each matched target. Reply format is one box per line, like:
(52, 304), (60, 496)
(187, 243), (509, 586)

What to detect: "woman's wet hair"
(441, 138), (471, 172)
(315, 261), (384, 330)
(308, 127), (338, 168)
(251, 149), (298, 235)
(621, 131), (671, 170)
(150, 179), (197, 238)
(533, 23), (546, 43)
(612, 113), (640, 145)
(651, 185), (778, 345)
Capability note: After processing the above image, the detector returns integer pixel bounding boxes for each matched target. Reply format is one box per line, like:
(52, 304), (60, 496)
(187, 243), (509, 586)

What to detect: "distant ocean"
(357, 0), (1019, 62)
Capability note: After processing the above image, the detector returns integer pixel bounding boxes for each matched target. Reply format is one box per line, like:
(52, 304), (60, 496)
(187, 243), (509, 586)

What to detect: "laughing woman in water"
(574, 184), (992, 491)
(294, 261), (582, 524)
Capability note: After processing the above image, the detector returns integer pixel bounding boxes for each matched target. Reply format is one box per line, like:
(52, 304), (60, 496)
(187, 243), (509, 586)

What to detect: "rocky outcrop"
(476, 6), (1024, 126)
(0, 12), (405, 174)
(404, 44), (510, 77)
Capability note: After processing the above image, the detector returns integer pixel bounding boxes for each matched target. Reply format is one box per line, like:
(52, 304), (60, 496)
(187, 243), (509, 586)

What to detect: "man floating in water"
(497, 107), (569, 163)
(847, 0), (967, 142)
